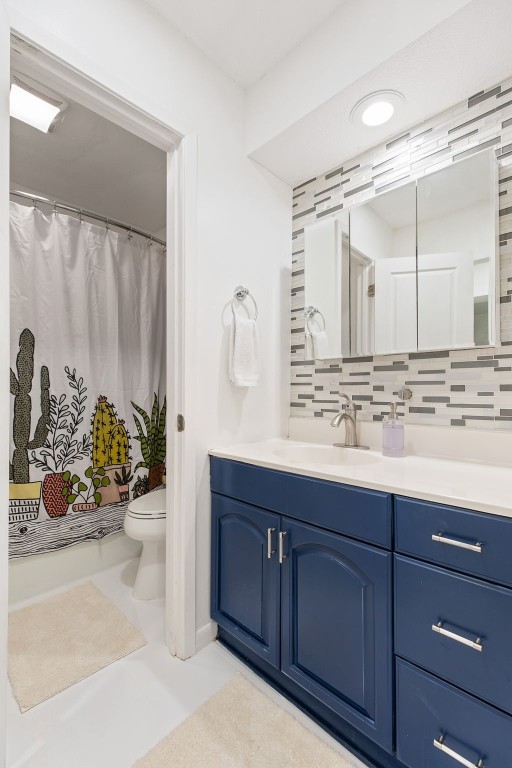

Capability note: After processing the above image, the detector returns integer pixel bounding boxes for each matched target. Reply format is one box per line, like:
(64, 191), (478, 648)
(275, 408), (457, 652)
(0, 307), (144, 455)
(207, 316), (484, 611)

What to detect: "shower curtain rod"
(10, 189), (166, 248)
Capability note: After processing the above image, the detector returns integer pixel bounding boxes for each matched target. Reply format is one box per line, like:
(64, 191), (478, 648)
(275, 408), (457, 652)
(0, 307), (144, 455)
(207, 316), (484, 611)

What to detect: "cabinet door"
(280, 519), (393, 750)
(211, 494), (280, 667)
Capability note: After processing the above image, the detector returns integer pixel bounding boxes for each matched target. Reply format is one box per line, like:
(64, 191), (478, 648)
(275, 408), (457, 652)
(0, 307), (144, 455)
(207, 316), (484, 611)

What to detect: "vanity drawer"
(395, 496), (512, 587)
(210, 458), (289, 514)
(396, 658), (512, 768)
(211, 458), (391, 547)
(284, 473), (391, 548)
(395, 555), (512, 714)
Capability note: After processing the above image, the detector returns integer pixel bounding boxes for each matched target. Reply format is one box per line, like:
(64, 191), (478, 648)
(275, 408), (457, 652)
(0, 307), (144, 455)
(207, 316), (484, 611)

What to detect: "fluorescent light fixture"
(361, 100), (394, 127)
(10, 82), (62, 133)
(350, 90), (405, 128)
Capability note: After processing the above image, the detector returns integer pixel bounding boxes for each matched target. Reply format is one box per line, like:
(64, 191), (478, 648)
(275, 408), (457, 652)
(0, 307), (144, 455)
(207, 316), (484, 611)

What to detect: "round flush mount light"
(350, 90), (405, 128)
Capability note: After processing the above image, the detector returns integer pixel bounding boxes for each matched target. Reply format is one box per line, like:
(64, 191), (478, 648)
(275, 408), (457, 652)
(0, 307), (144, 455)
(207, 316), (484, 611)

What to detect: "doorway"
(4, 31), (197, 673)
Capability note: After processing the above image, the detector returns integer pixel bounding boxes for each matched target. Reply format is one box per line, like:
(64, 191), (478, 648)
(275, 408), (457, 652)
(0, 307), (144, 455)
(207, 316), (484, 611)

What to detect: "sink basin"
(273, 444), (381, 466)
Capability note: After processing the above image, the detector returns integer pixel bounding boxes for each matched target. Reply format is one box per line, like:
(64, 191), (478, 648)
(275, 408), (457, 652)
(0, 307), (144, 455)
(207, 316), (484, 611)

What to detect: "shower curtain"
(8, 201), (166, 558)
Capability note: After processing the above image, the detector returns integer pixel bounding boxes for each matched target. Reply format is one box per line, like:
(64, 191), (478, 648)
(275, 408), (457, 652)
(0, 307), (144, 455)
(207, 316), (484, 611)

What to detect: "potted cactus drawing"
(9, 329), (50, 522)
(114, 465), (134, 502)
(131, 394), (167, 490)
(90, 397), (132, 505)
(30, 365), (91, 517)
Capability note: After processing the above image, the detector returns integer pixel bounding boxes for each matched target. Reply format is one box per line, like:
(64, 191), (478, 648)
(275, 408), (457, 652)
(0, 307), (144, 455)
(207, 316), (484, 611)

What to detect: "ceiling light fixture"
(350, 90), (405, 128)
(10, 77), (66, 133)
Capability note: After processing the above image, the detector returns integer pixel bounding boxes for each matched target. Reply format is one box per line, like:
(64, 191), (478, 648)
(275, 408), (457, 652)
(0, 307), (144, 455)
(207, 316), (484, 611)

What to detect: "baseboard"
(195, 620), (217, 652)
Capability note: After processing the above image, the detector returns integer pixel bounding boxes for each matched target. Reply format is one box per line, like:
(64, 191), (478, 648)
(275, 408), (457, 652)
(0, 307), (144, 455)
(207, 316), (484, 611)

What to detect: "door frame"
(4, 32), (198, 659)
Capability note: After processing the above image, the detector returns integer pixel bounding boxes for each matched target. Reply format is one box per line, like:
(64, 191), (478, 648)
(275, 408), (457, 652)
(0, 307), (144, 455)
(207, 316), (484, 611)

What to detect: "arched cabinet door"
(211, 494), (280, 668)
(280, 519), (393, 750)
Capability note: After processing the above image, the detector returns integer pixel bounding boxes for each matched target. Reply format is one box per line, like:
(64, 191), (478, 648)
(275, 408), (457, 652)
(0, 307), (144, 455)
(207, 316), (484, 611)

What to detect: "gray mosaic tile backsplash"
(290, 76), (512, 429)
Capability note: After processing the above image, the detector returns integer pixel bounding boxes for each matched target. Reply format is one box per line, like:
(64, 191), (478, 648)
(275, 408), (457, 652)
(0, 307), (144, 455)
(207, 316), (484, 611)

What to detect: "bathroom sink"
(273, 444), (381, 466)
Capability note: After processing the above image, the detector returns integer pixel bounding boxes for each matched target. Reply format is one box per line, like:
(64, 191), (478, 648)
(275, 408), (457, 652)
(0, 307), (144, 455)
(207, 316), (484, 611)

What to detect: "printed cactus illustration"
(131, 394), (167, 490)
(132, 474), (149, 498)
(91, 397), (131, 468)
(91, 396), (118, 468)
(108, 420), (129, 465)
(10, 328), (51, 484)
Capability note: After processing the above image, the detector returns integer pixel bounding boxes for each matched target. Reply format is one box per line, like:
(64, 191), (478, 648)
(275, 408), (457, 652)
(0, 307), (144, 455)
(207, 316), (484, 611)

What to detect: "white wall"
(350, 205), (392, 261)
(5, 0), (291, 645)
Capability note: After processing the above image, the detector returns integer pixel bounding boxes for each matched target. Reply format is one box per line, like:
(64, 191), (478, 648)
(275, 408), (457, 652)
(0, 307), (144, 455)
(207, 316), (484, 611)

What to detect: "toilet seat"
(126, 488), (166, 519)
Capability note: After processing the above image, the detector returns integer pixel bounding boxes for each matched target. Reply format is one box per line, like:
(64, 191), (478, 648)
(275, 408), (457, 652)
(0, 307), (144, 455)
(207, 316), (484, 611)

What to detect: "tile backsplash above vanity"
(290, 75), (512, 429)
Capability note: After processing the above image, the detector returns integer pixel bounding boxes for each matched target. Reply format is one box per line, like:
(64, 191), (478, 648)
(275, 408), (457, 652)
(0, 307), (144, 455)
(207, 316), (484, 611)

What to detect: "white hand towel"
(304, 331), (314, 360)
(311, 330), (330, 360)
(229, 315), (260, 387)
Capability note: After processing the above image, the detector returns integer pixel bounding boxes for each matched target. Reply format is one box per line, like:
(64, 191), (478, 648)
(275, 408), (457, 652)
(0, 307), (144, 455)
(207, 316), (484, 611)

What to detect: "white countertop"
(209, 438), (512, 519)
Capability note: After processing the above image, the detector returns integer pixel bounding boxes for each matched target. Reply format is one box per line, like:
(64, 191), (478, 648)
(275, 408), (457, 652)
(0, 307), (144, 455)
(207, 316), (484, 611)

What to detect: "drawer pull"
(434, 734), (484, 768)
(432, 621), (483, 652)
(432, 533), (482, 553)
(267, 528), (276, 559)
(279, 531), (287, 564)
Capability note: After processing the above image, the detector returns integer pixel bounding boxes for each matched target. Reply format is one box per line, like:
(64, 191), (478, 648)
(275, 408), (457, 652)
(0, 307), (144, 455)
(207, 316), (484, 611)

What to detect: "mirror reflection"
(302, 148), (497, 360)
(417, 151), (496, 351)
(350, 182), (416, 356)
(304, 211), (350, 359)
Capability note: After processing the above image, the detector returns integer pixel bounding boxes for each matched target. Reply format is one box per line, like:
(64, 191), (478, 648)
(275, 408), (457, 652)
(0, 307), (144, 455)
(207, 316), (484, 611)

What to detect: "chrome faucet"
(330, 393), (369, 450)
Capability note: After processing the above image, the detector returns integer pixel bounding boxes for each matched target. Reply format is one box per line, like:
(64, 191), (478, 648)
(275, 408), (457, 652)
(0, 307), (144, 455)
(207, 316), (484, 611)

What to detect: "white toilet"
(124, 488), (166, 600)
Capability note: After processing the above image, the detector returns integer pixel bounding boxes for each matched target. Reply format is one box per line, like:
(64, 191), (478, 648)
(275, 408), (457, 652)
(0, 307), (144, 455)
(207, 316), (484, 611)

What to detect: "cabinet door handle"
(432, 621), (483, 652)
(432, 533), (482, 553)
(279, 531), (287, 564)
(434, 734), (484, 767)
(267, 528), (276, 559)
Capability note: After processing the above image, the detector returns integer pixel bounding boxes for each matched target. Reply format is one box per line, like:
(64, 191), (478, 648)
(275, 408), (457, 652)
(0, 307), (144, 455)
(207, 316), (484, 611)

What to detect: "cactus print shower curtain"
(8, 200), (166, 558)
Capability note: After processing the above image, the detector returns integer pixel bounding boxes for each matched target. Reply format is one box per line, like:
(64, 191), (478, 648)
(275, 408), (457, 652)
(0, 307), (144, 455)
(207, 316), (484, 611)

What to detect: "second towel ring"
(232, 285), (258, 320)
(305, 306), (326, 333)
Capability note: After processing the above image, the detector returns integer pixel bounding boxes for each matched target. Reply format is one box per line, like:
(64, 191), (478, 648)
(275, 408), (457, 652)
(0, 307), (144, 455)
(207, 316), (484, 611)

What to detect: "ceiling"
(142, 0), (512, 188)
(143, 0), (345, 87)
(10, 65), (167, 236)
(248, 0), (512, 185)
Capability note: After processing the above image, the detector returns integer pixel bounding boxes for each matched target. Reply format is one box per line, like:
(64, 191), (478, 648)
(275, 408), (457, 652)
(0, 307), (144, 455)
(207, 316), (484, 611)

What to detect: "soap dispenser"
(382, 402), (405, 457)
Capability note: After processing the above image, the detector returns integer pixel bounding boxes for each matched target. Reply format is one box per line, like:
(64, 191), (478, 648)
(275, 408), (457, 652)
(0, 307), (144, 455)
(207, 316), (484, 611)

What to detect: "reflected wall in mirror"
(417, 151), (497, 351)
(350, 182), (416, 356)
(304, 211), (349, 359)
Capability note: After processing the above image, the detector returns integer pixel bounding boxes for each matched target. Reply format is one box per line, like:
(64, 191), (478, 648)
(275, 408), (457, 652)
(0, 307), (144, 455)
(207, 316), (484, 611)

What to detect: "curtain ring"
(32, 198), (37, 210)
(105, 218), (110, 231)
(128, 226), (133, 240)
(78, 209), (83, 222)
(52, 201), (57, 215)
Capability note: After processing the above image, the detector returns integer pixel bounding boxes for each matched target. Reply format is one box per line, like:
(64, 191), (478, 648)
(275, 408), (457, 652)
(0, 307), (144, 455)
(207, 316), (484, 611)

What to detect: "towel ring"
(305, 306), (326, 333)
(231, 285), (258, 320)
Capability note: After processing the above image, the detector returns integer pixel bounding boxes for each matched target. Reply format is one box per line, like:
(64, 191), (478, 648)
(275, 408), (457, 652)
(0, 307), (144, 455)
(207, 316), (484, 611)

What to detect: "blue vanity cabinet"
(211, 493), (281, 668)
(211, 457), (394, 757)
(281, 518), (393, 750)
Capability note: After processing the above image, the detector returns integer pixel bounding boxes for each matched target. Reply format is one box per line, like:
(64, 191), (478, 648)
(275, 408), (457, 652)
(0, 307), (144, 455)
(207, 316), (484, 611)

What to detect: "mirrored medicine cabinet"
(303, 149), (498, 360)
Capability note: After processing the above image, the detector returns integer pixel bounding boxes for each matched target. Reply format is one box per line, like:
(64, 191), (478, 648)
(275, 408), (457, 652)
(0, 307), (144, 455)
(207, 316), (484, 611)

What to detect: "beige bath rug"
(134, 673), (360, 768)
(8, 581), (146, 712)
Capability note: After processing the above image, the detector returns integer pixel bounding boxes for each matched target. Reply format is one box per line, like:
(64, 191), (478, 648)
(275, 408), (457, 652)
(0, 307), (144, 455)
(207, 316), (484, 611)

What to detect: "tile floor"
(7, 559), (366, 768)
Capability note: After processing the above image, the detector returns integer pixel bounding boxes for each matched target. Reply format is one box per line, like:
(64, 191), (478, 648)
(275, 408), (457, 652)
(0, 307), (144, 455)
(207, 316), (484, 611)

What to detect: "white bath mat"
(134, 673), (361, 768)
(8, 581), (146, 712)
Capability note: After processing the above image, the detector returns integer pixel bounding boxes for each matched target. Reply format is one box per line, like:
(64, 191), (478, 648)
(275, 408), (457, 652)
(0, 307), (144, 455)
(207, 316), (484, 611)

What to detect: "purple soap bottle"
(382, 402), (405, 457)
